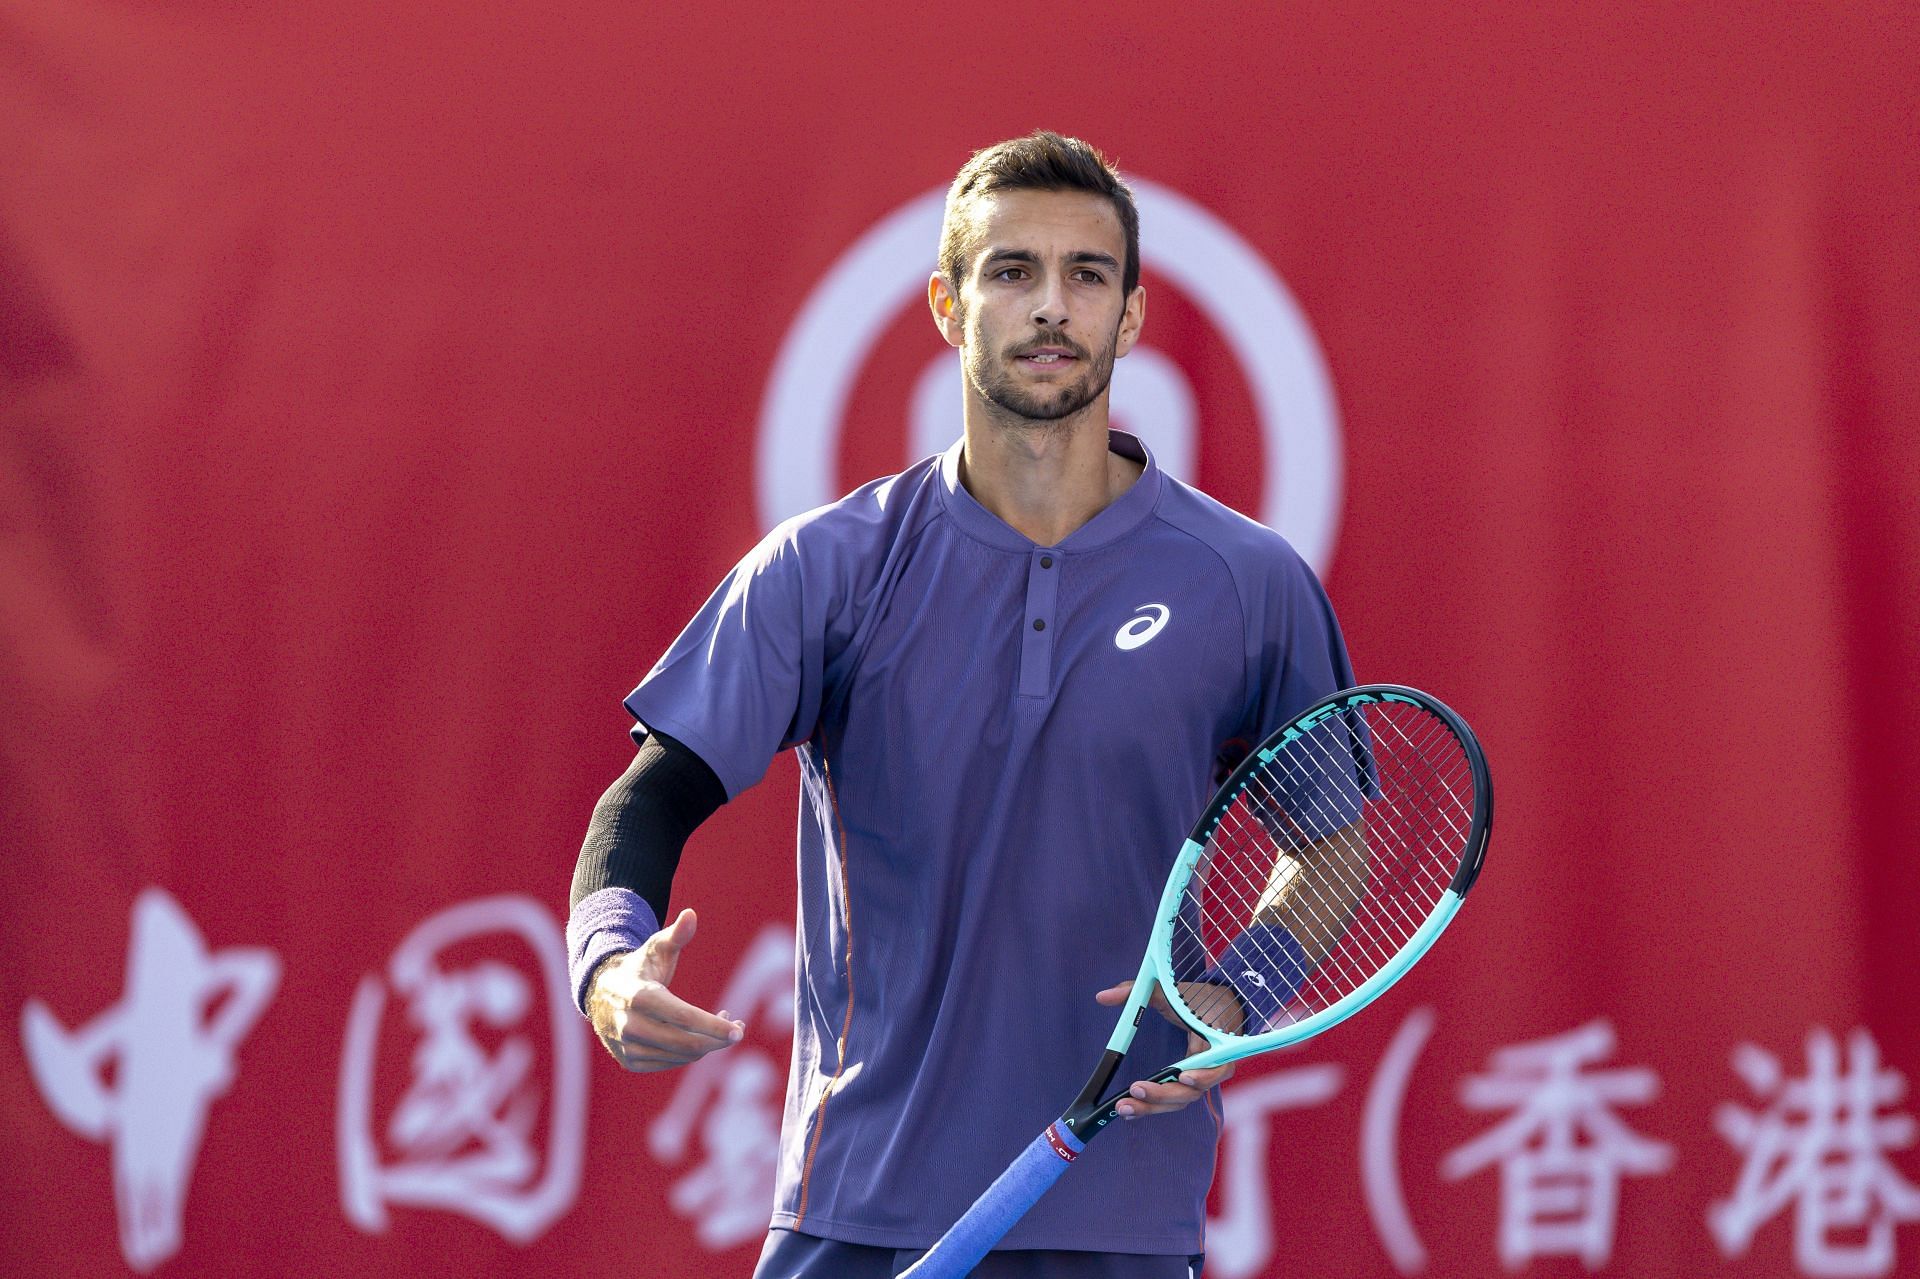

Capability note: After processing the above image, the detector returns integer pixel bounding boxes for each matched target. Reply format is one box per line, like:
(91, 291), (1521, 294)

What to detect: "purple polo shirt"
(623, 431), (1352, 1254)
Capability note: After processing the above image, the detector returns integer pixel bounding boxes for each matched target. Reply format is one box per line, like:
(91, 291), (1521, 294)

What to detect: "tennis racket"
(900, 684), (1492, 1278)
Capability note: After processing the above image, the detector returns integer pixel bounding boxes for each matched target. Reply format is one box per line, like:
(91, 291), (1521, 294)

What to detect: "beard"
(963, 325), (1120, 426)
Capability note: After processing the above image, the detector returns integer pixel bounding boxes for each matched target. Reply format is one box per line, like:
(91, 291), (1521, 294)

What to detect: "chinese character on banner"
(1361, 1007), (1440, 1275)
(1441, 1019), (1673, 1271)
(1710, 1026), (1920, 1277)
(648, 923), (797, 1251)
(20, 887), (280, 1274)
(1203, 1062), (1345, 1279)
(338, 894), (587, 1243)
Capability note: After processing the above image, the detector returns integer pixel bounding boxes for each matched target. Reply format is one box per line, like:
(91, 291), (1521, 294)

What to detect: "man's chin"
(986, 384), (1098, 424)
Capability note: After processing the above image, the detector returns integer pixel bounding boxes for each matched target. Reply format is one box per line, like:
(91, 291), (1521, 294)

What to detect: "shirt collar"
(937, 428), (1163, 553)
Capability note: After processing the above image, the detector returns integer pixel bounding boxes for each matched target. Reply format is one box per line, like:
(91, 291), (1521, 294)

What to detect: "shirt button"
(1040, 556), (1053, 568)
(1032, 619), (1046, 631)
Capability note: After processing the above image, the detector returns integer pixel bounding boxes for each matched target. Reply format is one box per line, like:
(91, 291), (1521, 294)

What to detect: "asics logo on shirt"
(1114, 603), (1171, 651)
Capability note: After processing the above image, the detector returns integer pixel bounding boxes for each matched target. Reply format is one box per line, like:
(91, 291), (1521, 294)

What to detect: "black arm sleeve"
(568, 729), (727, 921)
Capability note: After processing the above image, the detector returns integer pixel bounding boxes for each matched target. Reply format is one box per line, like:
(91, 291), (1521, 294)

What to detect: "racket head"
(1148, 685), (1491, 1065)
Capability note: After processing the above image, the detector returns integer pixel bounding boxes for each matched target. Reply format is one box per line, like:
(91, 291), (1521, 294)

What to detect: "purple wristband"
(566, 887), (660, 1015)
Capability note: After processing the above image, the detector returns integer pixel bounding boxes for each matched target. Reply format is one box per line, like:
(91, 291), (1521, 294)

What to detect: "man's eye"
(995, 267), (1028, 281)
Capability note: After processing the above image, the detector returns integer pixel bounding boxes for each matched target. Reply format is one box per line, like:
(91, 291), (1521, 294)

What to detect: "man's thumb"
(646, 907), (698, 980)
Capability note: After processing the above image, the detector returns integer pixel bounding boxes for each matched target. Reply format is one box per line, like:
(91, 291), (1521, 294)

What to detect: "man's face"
(930, 188), (1145, 426)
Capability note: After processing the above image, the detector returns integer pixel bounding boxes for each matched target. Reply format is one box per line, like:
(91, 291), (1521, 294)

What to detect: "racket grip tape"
(898, 1121), (1086, 1278)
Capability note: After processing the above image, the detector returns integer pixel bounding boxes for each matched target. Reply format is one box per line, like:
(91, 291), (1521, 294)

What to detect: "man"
(567, 131), (1354, 1278)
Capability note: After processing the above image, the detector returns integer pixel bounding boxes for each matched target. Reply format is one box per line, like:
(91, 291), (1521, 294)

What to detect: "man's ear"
(928, 273), (964, 349)
(1115, 283), (1147, 359)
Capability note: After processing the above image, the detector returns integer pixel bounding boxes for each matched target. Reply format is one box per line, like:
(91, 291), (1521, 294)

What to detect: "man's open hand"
(587, 907), (743, 1072)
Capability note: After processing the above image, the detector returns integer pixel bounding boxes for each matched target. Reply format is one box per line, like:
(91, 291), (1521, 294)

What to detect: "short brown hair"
(939, 131), (1141, 299)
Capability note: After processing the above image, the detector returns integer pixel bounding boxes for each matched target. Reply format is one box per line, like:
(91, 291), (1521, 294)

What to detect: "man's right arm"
(566, 729), (740, 1072)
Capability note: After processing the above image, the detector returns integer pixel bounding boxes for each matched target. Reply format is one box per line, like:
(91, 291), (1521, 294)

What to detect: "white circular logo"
(1115, 603), (1172, 651)
(756, 180), (1342, 572)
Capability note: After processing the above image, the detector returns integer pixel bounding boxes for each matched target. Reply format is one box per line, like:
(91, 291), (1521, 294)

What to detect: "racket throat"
(1060, 1051), (1185, 1142)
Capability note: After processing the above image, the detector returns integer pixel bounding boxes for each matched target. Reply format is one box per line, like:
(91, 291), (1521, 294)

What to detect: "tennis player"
(567, 131), (1355, 1278)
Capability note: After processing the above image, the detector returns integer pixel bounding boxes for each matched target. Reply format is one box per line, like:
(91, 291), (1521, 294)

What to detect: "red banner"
(5, 3), (1918, 1276)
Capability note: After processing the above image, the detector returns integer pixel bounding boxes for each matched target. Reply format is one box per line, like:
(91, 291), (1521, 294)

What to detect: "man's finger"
(614, 1018), (732, 1061)
(1093, 981), (1174, 1019)
(612, 1046), (701, 1072)
(610, 1044), (702, 1060)
(613, 1001), (742, 1059)
(1114, 1081), (1198, 1117)
(595, 1033), (684, 1068)
(600, 1027), (731, 1071)
(628, 980), (744, 1043)
(1112, 1050), (1238, 1117)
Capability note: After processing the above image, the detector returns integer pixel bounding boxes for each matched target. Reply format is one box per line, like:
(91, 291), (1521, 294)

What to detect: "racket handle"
(898, 1121), (1085, 1278)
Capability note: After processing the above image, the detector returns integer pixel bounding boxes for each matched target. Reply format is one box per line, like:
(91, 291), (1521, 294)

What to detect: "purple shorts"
(753, 1228), (1204, 1279)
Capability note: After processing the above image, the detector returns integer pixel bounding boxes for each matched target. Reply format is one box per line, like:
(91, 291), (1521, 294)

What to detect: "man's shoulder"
(1151, 473), (1313, 580)
(747, 453), (947, 577)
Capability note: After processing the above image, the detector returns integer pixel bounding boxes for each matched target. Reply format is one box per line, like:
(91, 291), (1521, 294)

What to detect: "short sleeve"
(1242, 543), (1356, 743)
(624, 525), (827, 800)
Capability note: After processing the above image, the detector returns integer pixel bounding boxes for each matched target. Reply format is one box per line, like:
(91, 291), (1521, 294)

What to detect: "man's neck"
(957, 400), (1144, 546)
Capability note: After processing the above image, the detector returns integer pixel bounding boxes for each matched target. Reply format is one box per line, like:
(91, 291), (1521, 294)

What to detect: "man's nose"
(1030, 273), (1069, 328)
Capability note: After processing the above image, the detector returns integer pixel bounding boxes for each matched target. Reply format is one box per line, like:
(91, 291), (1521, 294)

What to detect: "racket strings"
(1188, 807), (1393, 1014)
(1209, 713), (1456, 954)
(1240, 709), (1466, 984)
(1271, 710), (1467, 951)
(1243, 758), (1430, 929)
(1189, 773), (1389, 974)
(1169, 703), (1474, 1037)
(1178, 747), (1447, 1029)
(1249, 712), (1466, 927)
